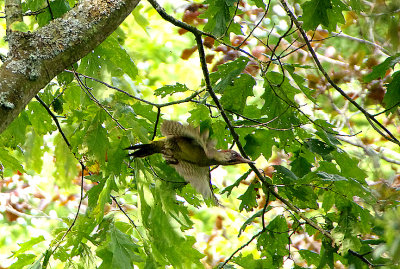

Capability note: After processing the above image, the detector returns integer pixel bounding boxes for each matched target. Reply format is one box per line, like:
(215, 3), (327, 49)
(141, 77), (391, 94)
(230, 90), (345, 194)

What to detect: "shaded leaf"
(238, 181), (260, 212)
(221, 169), (252, 196)
(202, 0), (242, 37)
(220, 73), (255, 113)
(239, 208), (271, 236)
(383, 71), (400, 114)
(97, 224), (143, 269)
(210, 56), (250, 93)
(301, 0), (347, 31)
(244, 129), (274, 160)
(364, 53), (400, 82)
(291, 156), (313, 177)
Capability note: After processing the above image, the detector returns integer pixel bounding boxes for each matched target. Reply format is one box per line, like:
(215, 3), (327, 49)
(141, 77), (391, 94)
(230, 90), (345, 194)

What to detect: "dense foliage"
(0, 0), (399, 268)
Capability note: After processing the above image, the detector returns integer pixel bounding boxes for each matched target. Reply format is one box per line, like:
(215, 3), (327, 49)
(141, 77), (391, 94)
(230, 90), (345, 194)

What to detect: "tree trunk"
(0, 0), (141, 134)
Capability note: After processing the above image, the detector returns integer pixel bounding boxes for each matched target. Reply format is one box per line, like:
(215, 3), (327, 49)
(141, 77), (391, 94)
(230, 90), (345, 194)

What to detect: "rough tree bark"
(0, 0), (141, 134)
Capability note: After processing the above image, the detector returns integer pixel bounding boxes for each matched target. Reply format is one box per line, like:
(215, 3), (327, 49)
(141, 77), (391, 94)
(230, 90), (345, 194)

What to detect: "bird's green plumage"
(126, 120), (252, 205)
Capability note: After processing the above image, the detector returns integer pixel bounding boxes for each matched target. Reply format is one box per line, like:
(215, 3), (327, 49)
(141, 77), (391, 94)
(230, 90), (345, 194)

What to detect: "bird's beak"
(237, 156), (254, 164)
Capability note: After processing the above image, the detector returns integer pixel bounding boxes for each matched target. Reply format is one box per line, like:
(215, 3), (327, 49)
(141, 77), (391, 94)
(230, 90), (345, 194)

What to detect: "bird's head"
(216, 150), (254, 165)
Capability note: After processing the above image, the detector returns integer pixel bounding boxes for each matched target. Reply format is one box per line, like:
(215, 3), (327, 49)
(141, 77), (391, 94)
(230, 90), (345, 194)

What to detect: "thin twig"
(46, 0), (54, 20)
(35, 95), (85, 260)
(72, 69), (126, 130)
(50, 163), (84, 256)
(219, 229), (266, 268)
(110, 195), (145, 242)
(222, 0), (240, 38)
(152, 108), (161, 140)
(236, 0), (271, 48)
(65, 69), (206, 109)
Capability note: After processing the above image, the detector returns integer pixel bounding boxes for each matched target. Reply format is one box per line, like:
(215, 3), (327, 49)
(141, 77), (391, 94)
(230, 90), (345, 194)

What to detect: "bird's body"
(126, 120), (252, 204)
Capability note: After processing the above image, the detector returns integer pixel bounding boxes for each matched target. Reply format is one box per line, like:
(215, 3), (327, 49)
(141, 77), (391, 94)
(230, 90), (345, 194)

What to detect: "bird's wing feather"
(161, 120), (217, 158)
(172, 161), (218, 204)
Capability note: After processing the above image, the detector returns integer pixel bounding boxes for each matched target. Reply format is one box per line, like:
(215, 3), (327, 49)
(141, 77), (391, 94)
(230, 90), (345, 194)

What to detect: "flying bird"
(126, 120), (253, 204)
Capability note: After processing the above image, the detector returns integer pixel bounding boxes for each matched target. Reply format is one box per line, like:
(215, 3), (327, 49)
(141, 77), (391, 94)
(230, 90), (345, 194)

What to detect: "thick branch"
(0, 0), (141, 134)
(5, 0), (22, 30)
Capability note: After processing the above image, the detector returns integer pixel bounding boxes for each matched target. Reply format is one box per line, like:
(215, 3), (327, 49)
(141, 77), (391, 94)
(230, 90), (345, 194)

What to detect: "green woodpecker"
(126, 120), (253, 204)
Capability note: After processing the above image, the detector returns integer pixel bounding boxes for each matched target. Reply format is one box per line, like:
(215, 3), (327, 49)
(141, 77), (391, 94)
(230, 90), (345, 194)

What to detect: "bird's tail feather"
(125, 143), (162, 158)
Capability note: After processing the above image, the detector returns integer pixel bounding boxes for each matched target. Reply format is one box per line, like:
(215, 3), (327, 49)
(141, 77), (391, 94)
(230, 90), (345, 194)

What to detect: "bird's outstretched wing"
(161, 120), (217, 159)
(171, 161), (219, 205)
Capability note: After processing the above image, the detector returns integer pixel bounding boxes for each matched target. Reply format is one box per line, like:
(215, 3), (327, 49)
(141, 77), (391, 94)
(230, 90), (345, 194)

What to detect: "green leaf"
(202, 0), (242, 37)
(93, 177), (113, 224)
(331, 202), (363, 253)
(131, 103), (158, 122)
(132, 4), (150, 33)
(316, 171), (348, 182)
(261, 72), (302, 141)
(287, 69), (316, 103)
(188, 105), (210, 125)
(28, 256), (43, 269)
(322, 190), (335, 212)
(383, 71), (400, 114)
(314, 120), (341, 147)
(244, 129), (274, 160)
(62, 83), (82, 110)
(79, 35), (137, 83)
(53, 133), (77, 186)
(85, 112), (109, 165)
(249, 0), (265, 8)
(221, 169), (252, 196)
(12, 236), (45, 256)
(326, 0), (348, 31)
(138, 179), (204, 268)
(97, 224), (143, 269)
(10, 254), (37, 269)
(23, 0), (46, 11)
(305, 138), (335, 156)
(273, 165), (298, 183)
(28, 101), (57, 136)
(24, 131), (44, 173)
(0, 148), (25, 173)
(349, 0), (363, 11)
(239, 208), (271, 236)
(301, 0), (347, 31)
(301, 0), (333, 30)
(210, 56), (250, 93)
(232, 253), (271, 268)
(37, 0), (71, 26)
(1, 111), (30, 148)
(257, 215), (288, 266)
(238, 181), (260, 212)
(332, 149), (367, 182)
(154, 83), (189, 97)
(364, 53), (400, 82)
(10, 21), (30, 32)
(87, 175), (106, 211)
(317, 239), (335, 268)
(291, 156), (313, 177)
(273, 165), (318, 209)
(299, 249), (320, 266)
(106, 138), (129, 176)
(220, 73), (255, 113)
(57, 70), (74, 86)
